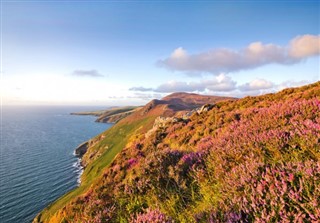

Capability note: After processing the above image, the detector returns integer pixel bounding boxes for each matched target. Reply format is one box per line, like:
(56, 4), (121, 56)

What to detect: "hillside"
(71, 106), (142, 123)
(95, 107), (142, 123)
(35, 83), (320, 222)
(34, 93), (234, 222)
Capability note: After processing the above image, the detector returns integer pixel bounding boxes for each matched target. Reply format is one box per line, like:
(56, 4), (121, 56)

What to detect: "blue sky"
(1, 1), (319, 105)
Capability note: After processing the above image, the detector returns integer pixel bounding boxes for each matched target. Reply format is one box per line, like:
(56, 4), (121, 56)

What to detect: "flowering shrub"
(131, 208), (172, 223)
(127, 158), (138, 169)
(192, 98), (319, 222)
(239, 161), (320, 222)
(196, 136), (214, 151)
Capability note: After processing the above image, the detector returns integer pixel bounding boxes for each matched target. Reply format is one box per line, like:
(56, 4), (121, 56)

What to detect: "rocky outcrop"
(197, 104), (215, 114)
(74, 133), (106, 166)
(146, 116), (189, 138)
(74, 141), (89, 157)
(145, 104), (215, 138)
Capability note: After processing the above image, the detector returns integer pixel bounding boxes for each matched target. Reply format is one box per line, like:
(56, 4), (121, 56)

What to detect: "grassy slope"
(70, 110), (106, 116)
(35, 94), (236, 222)
(95, 107), (142, 123)
(71, 106), (140, 120)
(36, 116), (156, 222)
(97, 106), (140, 118)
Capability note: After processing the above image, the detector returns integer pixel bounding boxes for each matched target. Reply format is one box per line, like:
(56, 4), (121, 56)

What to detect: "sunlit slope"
(39, 82), (320, 222)
(34, 93), (233, 223)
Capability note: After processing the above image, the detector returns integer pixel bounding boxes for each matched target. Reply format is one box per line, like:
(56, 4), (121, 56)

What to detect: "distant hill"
(71, 106), (143, 123)
(34, 83), (320, 223)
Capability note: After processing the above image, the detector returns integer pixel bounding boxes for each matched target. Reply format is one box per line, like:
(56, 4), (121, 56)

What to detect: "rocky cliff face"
(74, 141), (89, 157)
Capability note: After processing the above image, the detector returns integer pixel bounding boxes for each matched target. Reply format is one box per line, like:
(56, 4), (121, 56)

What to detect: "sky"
(1, 1), (319, 106)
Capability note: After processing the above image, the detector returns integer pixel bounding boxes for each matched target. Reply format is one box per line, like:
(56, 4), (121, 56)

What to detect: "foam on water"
(72, 158), (84, 185)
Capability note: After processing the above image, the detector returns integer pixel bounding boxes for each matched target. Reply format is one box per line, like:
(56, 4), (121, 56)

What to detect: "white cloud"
(171, 47), (188, 59)
(128, 93), (163, 100)
(71, 69), (103, 77)
(238, 79), (274, 91)
(155, 80), (202, 92)
(129, 86), (153, 92)
(158, 34), (320, 74)
(289, 35), (320, 59)
(205, 74), (237, 91)
(276, 79), (313, 91)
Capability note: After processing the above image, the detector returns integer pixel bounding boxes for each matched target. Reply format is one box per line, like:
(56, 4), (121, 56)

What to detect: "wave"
(72, 158), (84, 185)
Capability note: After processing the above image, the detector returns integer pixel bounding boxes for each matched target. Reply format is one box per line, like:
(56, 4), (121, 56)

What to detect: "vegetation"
(71, 106), (142, 123)
(35, 82), (320, 222)
(35, 115), (157, 222)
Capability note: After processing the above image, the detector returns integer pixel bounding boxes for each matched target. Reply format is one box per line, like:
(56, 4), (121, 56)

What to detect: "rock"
(145, 116), (189, 138)
(153, 116), (180, 128)
(74, 141), (89, 157)
(197, 104), (215, 114)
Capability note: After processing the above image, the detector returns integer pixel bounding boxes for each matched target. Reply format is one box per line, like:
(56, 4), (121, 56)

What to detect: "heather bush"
(131, 208), (172, 223)
(192, 97), (320, 222)
(239, 161), (320, 222)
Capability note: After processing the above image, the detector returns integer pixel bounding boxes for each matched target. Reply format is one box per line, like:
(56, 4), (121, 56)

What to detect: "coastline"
(72, 158), (84, 185)
(32, 93), (239, 222)
(73, 140), (90, 184)
(71, 106), (142, 124)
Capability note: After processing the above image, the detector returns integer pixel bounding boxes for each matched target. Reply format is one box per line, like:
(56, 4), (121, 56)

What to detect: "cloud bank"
(155, 74), (236, 93)
(158, 35), (320, 74)
(71, 69), (103, 77)
(129, 75), (315, 98)
(129, 74), (273, 94)
(129, 87), (153, 92)
(238, 79), (274, 91)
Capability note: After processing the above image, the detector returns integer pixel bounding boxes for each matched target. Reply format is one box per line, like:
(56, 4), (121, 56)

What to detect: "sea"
(0, 106), (113, 223)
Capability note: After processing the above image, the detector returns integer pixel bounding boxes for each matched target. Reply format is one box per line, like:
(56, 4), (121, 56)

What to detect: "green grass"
(101, 106), (140, 117)
(81, 116), (154, 183)
(36, 116), (156, 222)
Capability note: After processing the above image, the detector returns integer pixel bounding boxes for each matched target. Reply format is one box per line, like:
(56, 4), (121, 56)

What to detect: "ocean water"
(0, 106), (112, 223)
